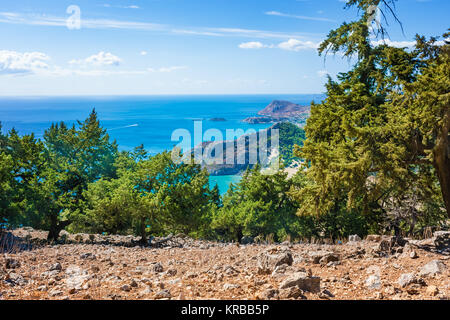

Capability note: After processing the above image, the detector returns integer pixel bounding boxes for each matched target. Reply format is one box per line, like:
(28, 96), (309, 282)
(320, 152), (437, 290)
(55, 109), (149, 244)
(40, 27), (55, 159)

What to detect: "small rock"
(378, 239), (391, 252)
(49, 263), (62, 272)
(271, 264), (288, 277)
(426, 285), (439, 296)
(319, 253), (340, 265)
(80, 253), (96, 260)
(155, 289), (171, 299)
(49, 289), (63, 297)
(374, 292), (383, 300)
(348, 235), (361, 242)
(166, 268), (177, 277)
(257, 288), (279, 300)
(279, 272), (320, 293)
(65, 265), (90, 290)
(153, 263), (164, 273)
(397, 273), (425, 288)
(5, 259), (20, 269)
(184, 271), (198, 279)
(365, 275), (381, 290)
(419, 260), (446, 277)
(91, 266), (100, 273)
(433, 231), (450, 250)
(68, 288), (77, 295)
(120, 284), (131, 292)
(130, 280), (138, 288)
(409, 251), (418, 259)
(240, 236), (254, 245)
(279, 286), (305, 299)
(366, 235), (382, 242)
(318, 289), (334, 299)
(223, 283), (240, 290)
(37, 285), (48, 292)
(257, 250), (293, 275)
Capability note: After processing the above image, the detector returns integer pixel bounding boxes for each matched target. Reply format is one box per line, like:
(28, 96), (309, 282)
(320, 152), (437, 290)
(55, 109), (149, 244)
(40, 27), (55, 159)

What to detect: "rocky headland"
(243, 100), (310, 124)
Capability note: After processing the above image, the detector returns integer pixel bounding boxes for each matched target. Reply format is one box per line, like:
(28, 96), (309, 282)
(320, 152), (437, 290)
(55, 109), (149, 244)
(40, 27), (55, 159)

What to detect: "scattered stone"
(153, 263), (164, 273)
(130, 280), (138, 288)
(410, 251), (418, 259)
(184, 271), (198, 279)
(378, 239), (391, 252)
(258, 289), (279, 300)
(224, 265), (240, 276)
(365, 275), (381, 290)
(166, 268), (177, 277)
(318, 289), (334, 299)
(120, 284), (131, 292)
(348, 235), (361, 242)
(426, 285), (439, 296)
(272, 264), (288, 277)
(80, 253), (96, 260)
(308, 251), (334, 264)
(223, 283), (240, 290)
(5, 273), (28, 286)
(5, 259), (20, 269)
(91, 266), (100, 273)
(419, 260), (446, 277)
(49, 263), (62, 272)
(240, 236), (254, 245)
(374, 292), (383, 300)
(433, 231), (450, 251)
(65, 265), (90, 290)
(319, 253), (340, 265)
(49, 289), (63, 297)
(68, 288), (77, 295)
(279, 286), (305, 299)
(155, 289), (171, 299)
(366, 235), (382, 242)
(257, 250), (293, 275)
(279, 272), (320, 293)
(397, 273), (426, 288)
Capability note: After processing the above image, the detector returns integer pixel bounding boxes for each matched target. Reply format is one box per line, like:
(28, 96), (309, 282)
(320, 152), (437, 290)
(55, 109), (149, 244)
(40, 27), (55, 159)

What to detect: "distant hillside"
(243, 100), (310, 124)
(258, 100), (310, 117)
(192, 122), (305, 175)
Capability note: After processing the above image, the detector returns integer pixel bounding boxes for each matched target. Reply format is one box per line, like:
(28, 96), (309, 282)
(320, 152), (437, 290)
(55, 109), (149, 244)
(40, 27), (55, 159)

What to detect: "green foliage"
(79, 151), (217, 242)
(211, 166), (300, 242)
(293, 0), (448, 227)
(276, 122), (306, 166)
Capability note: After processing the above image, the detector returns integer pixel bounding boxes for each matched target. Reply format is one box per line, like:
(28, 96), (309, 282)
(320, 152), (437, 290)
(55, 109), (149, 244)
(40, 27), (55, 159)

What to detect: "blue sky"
(0, 0), (448, 95)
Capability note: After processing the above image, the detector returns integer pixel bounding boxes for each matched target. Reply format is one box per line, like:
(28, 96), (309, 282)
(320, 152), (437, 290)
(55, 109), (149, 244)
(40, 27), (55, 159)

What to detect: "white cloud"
(0, 12), (320, 40)
(47, 68), (146, 77)
(265, 11), (336, 22)
(103, 4), (140, 9)
(148, 66), (187, 73)
(0, 50), (50, 75)
(69, 51), (122, 66)
(140, 51), (148, 56)
(238, 41), (265, 49)
(278, 39), (319, 51)
(371, 39), (416, 48)
(317, 70), (328, 78)
(238, 39), (320, 51)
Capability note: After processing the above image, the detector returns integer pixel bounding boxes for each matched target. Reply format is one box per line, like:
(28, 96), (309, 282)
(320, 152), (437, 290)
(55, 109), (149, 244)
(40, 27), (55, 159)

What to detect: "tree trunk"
(47, 216), (71, 242)
(139, 218), (147, 245)
(433, 108), (450, 217)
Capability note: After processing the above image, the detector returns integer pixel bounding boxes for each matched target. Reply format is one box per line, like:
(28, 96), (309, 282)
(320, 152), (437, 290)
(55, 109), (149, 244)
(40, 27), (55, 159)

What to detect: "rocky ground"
(0, 228), (449, 300)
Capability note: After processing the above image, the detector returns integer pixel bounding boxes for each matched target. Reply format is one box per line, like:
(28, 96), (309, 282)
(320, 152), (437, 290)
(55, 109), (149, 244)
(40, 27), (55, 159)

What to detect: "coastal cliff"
(191, 122), (305, 175)
(243, 100), (310, 124)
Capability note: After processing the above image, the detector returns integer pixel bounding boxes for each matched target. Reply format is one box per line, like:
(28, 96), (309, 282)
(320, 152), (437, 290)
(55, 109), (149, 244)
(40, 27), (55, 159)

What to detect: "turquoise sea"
(0, 94), (323, 194)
